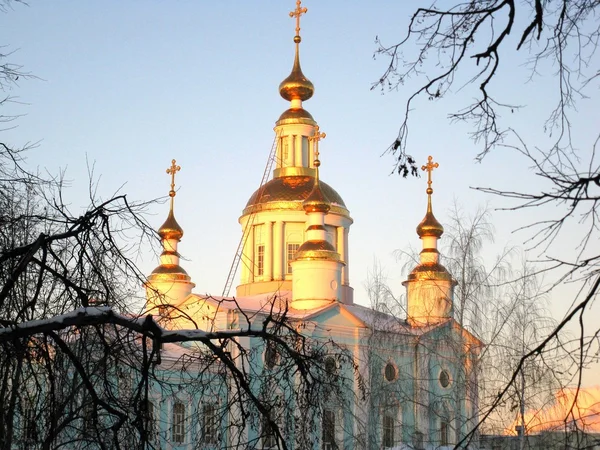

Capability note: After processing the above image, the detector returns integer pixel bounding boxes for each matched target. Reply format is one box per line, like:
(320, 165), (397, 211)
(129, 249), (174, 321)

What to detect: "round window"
(384, 362), (397, 381)
(439, 370), (450, 388)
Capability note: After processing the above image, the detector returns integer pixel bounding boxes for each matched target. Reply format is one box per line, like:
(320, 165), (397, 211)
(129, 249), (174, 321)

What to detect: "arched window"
(172, 401), (186, 443)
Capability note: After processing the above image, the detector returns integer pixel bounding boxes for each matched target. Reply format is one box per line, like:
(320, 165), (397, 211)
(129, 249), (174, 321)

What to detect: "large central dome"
(243, 175), (349, 217)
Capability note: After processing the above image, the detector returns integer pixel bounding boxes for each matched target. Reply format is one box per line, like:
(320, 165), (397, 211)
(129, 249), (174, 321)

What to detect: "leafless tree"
(0, 6), (355, 450)
(374, 1), (600, 442)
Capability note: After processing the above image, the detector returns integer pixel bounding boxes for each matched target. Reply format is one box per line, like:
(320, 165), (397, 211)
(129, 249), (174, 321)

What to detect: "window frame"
(322, 408), (336, 450)
(202, 403), (218, 445)
(382, 413), (395, 448)
(286, 242), (300, 274)
(171, 400), (186, 444)
(439, 369), (451, 388)
(264, 343), (279, 370)
(22, 404), (37, 443)
(440, 419), (449, 446)
(384, 361), (397, 382)
(257, 244), (265, 277)
(261, 412), (277, 449)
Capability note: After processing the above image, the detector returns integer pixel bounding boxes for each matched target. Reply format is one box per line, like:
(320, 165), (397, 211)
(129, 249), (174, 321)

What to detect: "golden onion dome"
(279, 40), (314, 102)
(158, 209), (184, 241)
(416, 195), (444, 238)
(243, 176), (349, 217)
(294, 239), (341, 261)
(149, 258), (190, 279)
(277, 107), (315, 124)
(303, 181), (330, 214)
(406, 260), (453, 282)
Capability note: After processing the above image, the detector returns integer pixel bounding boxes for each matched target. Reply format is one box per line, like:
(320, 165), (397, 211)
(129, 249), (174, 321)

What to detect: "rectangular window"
(82, 401), (94, 436)
(172, 402), (186, 443)
(203, 404), (217, 444)
(440, 420), (449, 446)
(322, 409), (336, 450)
(257, 245), (265, 276)
(287, 243), (300, 274)
(144, 400), (155, 441)
(23, 406), (37, 442)
(262, 414), (277, 449)
(383, 414), (394, 448)
(414, 431), (424, 450)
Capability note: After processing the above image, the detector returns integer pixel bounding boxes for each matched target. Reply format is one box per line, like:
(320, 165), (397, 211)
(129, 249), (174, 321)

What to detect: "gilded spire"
(304, 127), (330, 213)
(158, 159), (184, 241)
(279, 0), (314, 102)
(416, 155), (444, 238)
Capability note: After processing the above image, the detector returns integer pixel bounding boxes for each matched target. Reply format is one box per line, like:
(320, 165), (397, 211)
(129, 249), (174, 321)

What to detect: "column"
(295, 135), (303, 166)
(276, 136), (283, 169)
(287, 135), (294, 167)
(247, 225), (255, 283)
(273, 220), (284, 281)
(264, 221), (273, 281)
(343, 227), (349, 285)
(337, 227), (348, 285)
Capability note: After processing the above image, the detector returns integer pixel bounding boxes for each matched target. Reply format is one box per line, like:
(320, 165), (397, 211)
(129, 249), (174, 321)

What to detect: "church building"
(142, 2), (481, 449)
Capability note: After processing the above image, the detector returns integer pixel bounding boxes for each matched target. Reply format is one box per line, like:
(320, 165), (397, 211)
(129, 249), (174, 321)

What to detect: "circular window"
(439, 370), (450, 388)
(265, 344), (278, 370)
(325, 356), (337, 375)
(384, 362), (397, 381)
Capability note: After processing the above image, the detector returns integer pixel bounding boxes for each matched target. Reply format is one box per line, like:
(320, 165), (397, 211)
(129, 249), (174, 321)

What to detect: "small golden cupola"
(403, 156), (455, 326)
(290, 130), (345, 310)
(278, 1), (315, 125)
(146, 160), (195, 315)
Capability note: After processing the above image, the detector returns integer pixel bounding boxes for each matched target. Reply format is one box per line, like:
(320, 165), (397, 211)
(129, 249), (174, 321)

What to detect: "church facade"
(142, 3), (481, 449)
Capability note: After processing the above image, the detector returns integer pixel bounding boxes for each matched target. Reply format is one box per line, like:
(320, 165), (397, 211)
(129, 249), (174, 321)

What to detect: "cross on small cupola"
(166, 159), (181, 198)
(157, 159), (184, 242)
(421, 155), (439, 196)
(416, 155), (443, 239)
(309, 125), (326, 169)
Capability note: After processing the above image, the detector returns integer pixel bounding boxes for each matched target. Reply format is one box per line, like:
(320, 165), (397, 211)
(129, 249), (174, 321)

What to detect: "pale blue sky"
(3, 1), (598, 381)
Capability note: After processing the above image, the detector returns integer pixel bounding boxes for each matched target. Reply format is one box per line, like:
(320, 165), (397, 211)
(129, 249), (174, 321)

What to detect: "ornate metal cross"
(309, 126), (326, 167)
(166, 159), (181, 198)
(421, 155), (439, 193)
(289, 0), (308, 37)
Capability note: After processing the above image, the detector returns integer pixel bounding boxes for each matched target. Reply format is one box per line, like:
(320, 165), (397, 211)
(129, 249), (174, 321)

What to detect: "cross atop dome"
(289, 0), (308, 41)
(421, 155), (439, 195)
(166, 159), (181, 198)
(158, 159), (184, 242)
(308, 125), (326, 169)
(417, 155), (443, 239)
(279, 0), (314, 103)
